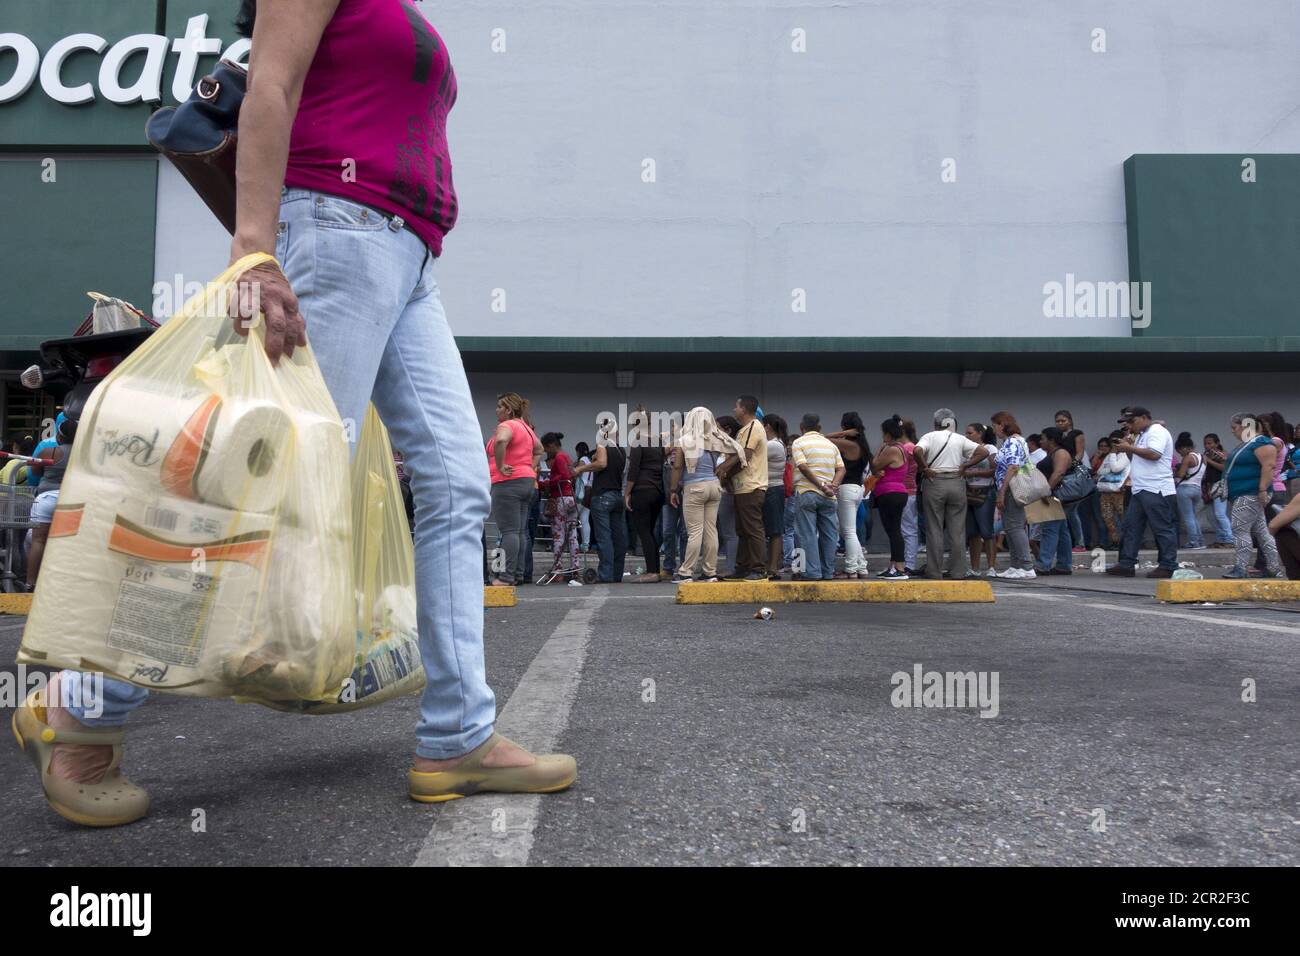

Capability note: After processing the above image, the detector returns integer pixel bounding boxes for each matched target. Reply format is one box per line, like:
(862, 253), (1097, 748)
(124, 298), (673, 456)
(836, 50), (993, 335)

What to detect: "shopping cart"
(0, 472), (35, 593)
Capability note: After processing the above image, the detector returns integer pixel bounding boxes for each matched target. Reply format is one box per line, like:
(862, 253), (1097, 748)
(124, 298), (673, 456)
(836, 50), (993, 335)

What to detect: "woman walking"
(18, 0), (576, 825)
(540, 432), (580, 578)
(1222, 414), (1284, 579)
(488, 393), (542, 587)
(825, 413), (872, 578)
(871, 416), (911, 580)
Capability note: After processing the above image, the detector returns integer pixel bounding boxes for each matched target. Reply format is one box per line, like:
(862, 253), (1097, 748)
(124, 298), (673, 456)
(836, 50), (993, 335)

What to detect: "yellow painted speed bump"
(484, 586), (517, 608)
(0, 593), (32, 615)
(1156, 579), (1300, 603)
(676, 579), (993, 604)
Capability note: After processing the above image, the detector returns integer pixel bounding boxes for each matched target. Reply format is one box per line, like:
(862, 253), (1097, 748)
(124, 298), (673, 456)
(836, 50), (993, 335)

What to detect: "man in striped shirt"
(790, 414), (845, 580)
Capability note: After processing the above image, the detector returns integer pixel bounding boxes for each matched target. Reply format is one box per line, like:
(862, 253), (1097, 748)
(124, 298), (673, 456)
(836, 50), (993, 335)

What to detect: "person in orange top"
(487, 392), (542, 586)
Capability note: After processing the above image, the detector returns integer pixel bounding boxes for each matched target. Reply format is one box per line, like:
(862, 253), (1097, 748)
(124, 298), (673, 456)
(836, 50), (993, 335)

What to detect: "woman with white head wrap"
(669, 407), (746, 582)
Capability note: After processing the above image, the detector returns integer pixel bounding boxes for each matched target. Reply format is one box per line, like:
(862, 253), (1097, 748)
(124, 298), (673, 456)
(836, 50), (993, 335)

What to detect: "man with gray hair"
(913, 408), (989, 579)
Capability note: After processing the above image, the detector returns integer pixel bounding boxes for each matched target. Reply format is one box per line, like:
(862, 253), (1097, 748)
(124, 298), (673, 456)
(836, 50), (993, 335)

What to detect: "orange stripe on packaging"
(107, 517), (270, 571)
(160, 394), (222, 499)
(49, 504), (85, 538)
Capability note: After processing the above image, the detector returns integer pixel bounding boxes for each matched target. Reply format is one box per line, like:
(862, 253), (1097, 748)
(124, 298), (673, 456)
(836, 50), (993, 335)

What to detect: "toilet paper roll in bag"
(85, 383), (294, 514)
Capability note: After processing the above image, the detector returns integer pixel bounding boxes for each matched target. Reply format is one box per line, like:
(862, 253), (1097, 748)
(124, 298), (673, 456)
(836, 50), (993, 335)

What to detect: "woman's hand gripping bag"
(17, 254), (356, 706)
(259, 404), (423, 713)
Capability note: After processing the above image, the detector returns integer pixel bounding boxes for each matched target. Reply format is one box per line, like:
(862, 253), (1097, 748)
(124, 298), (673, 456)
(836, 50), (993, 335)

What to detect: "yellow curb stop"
(675, 579), (994, 605)
(1156, 579), (1300, 603)
(0, 593), (32, 615)
(484, 586), (517, 608)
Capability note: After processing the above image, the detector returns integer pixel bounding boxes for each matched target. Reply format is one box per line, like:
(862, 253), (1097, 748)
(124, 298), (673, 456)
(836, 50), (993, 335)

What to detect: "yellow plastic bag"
(268, 405), (423, 713)
(18, 254), (363, 706)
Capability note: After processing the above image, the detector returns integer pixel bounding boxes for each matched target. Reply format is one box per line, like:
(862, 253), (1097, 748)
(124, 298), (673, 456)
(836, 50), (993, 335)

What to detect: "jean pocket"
(311, 194), (389, 231)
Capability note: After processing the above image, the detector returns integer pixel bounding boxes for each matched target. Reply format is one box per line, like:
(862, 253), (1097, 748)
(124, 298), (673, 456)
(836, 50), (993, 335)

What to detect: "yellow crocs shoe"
(11, 689), (150, 827)
(408, 732), (577, 803)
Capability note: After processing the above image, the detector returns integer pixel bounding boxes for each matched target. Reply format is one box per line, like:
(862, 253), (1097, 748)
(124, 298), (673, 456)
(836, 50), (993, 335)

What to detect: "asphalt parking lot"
(1, 565), (1297, 867)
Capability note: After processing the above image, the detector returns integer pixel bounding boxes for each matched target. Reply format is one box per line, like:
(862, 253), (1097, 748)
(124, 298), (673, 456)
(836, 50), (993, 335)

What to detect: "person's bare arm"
(229, 0), (340, 363)
(1047, 449), (1070, 489)
(493, 423), (514, 476)
(1256, 444), (1278, 505)
(1268, 494), (1300, 534)
(670, 448), (684, 509)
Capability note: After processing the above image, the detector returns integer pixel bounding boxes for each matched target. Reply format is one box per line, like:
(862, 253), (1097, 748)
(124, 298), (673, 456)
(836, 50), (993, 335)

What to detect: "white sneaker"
(1019, 568), (1036, 579)
(992, 568), (1015, 578)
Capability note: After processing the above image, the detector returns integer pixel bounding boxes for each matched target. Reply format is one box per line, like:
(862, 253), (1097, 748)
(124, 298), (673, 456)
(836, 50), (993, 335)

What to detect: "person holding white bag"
(16, 0), (575, 827)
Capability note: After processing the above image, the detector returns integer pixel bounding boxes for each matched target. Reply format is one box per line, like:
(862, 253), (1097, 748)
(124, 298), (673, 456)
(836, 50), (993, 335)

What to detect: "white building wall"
(154, 1), (1300, 338)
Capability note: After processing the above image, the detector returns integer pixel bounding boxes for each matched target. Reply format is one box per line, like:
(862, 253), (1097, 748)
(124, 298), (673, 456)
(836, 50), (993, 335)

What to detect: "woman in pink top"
(488, 393), (543, 587)
(24, 0), (575, 827)
(871, 416), (912, 579)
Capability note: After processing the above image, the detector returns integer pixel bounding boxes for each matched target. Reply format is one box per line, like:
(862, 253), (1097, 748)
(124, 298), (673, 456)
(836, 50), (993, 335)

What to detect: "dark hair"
(1203, 433), (1220, 447)
(1109, 429), (1126, 441)
(235, 0), (257, 38)
(575, 442), (591, 457)
(1027, 433), (1042, 446)
(1040, 427), (1065, 448)
(14, 435), (36, 456)
(1260, 411), (1286, 440)
(898, 416), (918, 442)
(840, 411), (872, 461)
(1175, 431), (1194, 451)
(881, 415), (904, 441)
(540, 432), (564, 447)
(799, 413), (820, 433)
(737, 395), (759, 416)
(762, 413), (789, 446)
(1054, 409), (1074, 426)
(58, 418), (77, 443)
(1097, 436), (1112, 449)
(716, 415), (740, 438)
(991, 411), (1021, 436)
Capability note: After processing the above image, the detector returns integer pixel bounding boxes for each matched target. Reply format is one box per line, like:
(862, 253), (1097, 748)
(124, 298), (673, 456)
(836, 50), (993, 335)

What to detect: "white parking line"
(412, 593), (607, 867)
(997, 589), (1300, 636)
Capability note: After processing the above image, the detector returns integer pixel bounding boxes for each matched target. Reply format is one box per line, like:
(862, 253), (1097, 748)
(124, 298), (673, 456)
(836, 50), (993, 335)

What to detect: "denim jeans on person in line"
(1175, 484), (1205, 548)
(1035, 518), (1072, 572)
(659, 497), (687, 574)
(1210, 496), (1233, 544)
(901, 495), (919, 568)
(782, 495), (796, 567)
(1118, 490), (1179, 571)
(62, 187), (496, 759)
(590, 489), (628, 582)
(794, 491), (839, 579)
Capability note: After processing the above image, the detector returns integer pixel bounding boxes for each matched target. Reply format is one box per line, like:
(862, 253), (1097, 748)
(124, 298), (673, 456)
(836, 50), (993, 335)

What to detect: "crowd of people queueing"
(482, 393), (1300, 586)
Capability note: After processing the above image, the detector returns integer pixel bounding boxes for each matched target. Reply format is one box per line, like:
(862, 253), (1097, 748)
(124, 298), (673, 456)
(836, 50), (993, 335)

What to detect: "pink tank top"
(487, 419), (538, 483)
(876, 443), (910, 495)
(902, 442), (918, 494)
(285, 0), (458, 256)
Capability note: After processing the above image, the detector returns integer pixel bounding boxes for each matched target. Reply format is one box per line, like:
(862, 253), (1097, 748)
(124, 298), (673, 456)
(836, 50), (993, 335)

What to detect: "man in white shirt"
(1106, 405), (1179, 578)
(913, 407), (989, 579)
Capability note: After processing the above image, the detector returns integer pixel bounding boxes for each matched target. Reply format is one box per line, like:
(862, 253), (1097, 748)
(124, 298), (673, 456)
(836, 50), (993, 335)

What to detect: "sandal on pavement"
(11, 689), (149, 828)
(408, 732), (577, 803)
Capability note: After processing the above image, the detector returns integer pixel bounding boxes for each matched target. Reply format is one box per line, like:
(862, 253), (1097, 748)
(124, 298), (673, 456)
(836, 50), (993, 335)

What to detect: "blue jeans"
(1067, 506), (1085, 548)
(1118, 490), (1179, 570)
(782, 495), (796, 566)
(590, 489), (628, 582)
(659, 495), (687, 573)
(1176, 484), (1204, 548)
(63, 188), (497, 759)
(1211, 496), (1233, 544)
(1035, 519), (1071, 572)
(793, 491), (839, 579)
